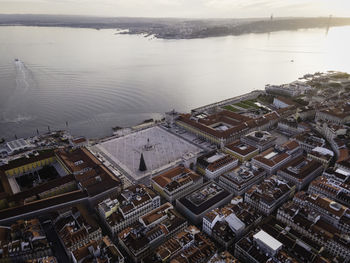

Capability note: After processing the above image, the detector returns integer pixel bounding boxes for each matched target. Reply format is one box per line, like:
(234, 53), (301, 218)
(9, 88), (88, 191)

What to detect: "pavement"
(96, 126), (202, 182)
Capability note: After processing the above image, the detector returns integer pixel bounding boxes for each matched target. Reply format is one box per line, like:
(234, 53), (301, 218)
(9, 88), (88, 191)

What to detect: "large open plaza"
(96, 126), (203, 182)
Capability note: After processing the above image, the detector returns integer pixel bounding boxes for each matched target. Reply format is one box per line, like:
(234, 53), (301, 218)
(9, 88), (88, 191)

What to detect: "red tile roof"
(178, 109), (281, 140)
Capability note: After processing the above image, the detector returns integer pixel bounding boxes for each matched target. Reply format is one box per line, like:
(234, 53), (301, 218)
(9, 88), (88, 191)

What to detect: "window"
(74, 160), (84, 166)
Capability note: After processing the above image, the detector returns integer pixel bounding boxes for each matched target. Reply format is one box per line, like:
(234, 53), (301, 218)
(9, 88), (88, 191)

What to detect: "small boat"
(112, 126), (123, 131)
(290, 59), (294, 62)
(142, 118), (154, 124)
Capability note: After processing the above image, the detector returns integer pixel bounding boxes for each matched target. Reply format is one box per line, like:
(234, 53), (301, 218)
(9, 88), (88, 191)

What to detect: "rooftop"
(72, 236), (124, 263)
(293, 132), (325, 148)
(1, 149), (54, 172)
(204, 199), (262, 234)
(253, 230), (283, 251)
(178, 182), (231, 215)
(54, 205), (101, 249)
(27, 257), (58, 263)
(220, 162), (265, 186)
(294, 191), (349, 220)
(151, 166), (202, 193)
(253, 148), (290, 168)
(246, 175), (294, 206)
(156, 225), (216, 263)
(323, 167), (350, 184)
(98, 198), (119, 215)
(225, 140), (258, 157)
(274, 96), (295, 106)
(6, 138), (32, 153)
(278, 155), (322, 180)
(118, 184), (158, 215)
(312, 147), (334, 157)
(337, 157), (350, 170)
(278, 201), (350, 250)
(0, 190), (87, 221)
(236, 217), (324, 263)
(177, 110), (280, 140)
(0, 219), (51, 259)
(320, 105), (350, 119)
(140, 203), (173, 227)
(208, 251), (239, 263)
(118, 203), (186, 255)
(105, 184), (158, 225)
(56, 148), (122, 196)
(197, 151), (237, 172)
(71, 137), (87, 145)
(243, 130), (277, 145)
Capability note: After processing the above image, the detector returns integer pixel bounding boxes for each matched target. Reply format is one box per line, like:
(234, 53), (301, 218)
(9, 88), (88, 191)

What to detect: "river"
(1, 25), (350, 140)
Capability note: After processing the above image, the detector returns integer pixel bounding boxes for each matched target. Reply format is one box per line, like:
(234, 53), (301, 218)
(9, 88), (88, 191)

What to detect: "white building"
(315, 122), (347, 141)
(277, 156), (323, 191)
(293, 191), (350, 234)
(99, 185), (160, 237)
(98, 198), (119, 219)
(202, 198), (262, 249)
(151, 166), (203, 203)
(6, 138), (32, 155)
(293, 132), (325, 153)
(197, 151), (238, 180)
(218, 162), (266, 196)
(273, 97), (294, 109)
(316, 106), (350, 125)
(253, 230), (282, 257)
(307, 147), (334, 168)
(245, 175), (296, 215)
(242, 131), (277, 152)
(265, 81), (312, 97)
(251, 141), (302, 175)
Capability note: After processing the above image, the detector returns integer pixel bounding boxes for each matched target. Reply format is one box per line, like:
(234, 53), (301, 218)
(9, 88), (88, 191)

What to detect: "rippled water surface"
(1, 26), (350, 140)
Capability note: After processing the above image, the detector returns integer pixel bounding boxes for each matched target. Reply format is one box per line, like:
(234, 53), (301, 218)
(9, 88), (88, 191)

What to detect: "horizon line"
(0, 13), (349, 20)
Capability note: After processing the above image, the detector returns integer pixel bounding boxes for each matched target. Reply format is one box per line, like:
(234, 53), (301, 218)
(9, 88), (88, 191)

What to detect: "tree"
(139, 153), (147, 172)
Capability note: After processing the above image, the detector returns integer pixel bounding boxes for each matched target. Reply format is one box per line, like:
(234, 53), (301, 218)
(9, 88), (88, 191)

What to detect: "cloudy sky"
(1, 0), (349, 18)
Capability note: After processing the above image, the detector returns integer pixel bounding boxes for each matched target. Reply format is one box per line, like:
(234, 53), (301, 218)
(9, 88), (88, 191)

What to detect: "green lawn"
(224, 99), (264, 112)
(242, 100), (260, 109)
(223, 105), (239, 112)
(234, 102), (251, 109)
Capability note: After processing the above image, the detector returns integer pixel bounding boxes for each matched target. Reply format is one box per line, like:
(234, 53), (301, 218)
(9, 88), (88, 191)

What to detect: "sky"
(1, 0), (350, 18)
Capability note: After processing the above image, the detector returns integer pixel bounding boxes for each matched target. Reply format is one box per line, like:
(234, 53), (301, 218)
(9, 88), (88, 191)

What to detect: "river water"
(1, 26), (350, 140)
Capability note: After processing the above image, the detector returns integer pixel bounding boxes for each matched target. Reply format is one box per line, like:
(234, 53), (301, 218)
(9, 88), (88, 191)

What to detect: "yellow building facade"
(223, 148), (259, 163)
(4, 155), (56, 177)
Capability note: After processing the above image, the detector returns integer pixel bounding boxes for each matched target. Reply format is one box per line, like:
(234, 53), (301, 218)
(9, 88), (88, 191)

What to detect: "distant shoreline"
(1, 15), (350, 39)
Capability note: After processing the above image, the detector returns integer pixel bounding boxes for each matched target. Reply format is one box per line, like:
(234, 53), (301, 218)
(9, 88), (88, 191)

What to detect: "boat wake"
(14, 59), (35, 92)
(0, 113), (34, 124)
(0, 60), (37, 125)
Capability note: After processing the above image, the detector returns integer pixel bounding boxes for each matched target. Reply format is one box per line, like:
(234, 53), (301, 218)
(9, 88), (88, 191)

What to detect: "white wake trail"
(14, 60), (31, 91)
(0, 60), (37, 124)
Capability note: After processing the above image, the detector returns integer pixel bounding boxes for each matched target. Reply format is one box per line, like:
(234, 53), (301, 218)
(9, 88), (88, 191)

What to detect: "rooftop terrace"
(178, 182), (231, 215)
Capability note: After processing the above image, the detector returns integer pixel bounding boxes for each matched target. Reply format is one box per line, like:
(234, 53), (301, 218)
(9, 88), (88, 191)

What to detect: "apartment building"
(151, 166), (203, 203)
